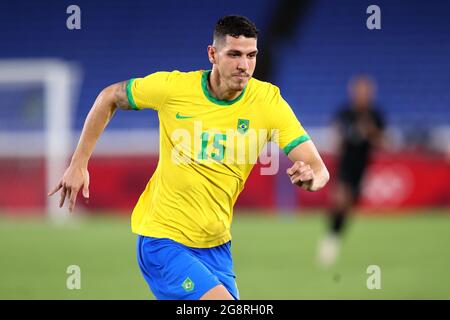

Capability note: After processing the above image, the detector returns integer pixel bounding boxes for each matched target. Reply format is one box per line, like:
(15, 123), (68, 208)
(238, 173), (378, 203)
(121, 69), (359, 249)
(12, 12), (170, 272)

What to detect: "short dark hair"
(214, 15), (258, 42)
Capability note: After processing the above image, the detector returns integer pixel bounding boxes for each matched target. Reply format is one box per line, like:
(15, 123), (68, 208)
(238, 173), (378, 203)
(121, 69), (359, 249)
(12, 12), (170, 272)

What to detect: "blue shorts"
(136, 235), (239, 300)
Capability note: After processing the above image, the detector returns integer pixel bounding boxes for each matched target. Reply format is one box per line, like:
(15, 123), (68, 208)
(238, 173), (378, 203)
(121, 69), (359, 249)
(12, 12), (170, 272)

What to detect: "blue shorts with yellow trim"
(136, 235), (239, 300)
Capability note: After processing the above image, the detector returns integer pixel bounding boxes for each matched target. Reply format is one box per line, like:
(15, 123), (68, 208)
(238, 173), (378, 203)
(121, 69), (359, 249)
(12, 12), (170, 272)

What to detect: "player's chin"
(231, 79), (248, 90)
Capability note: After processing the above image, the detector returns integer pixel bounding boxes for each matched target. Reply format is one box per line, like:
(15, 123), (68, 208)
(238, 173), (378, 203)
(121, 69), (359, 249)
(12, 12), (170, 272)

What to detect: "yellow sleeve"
(267, 86), (310, 155)
(126, 71), (174, 111)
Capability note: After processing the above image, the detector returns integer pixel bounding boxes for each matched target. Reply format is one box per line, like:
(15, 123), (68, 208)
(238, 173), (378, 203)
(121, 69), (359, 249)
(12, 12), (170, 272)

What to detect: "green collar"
(201, 70), (247, 106)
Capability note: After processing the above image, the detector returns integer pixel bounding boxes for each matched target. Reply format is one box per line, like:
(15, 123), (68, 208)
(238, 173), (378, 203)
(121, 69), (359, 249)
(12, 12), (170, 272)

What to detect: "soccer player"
(317, 75), (385, 267)
(48, 15), (329, 300)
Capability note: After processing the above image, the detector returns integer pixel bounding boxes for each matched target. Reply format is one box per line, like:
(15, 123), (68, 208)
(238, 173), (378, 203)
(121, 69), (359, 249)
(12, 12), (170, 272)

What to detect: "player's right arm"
(47, 81), (133, 212)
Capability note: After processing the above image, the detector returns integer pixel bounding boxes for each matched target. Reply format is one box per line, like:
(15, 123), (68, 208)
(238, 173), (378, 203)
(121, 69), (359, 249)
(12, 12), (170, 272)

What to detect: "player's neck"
(208, 69), (242, 101)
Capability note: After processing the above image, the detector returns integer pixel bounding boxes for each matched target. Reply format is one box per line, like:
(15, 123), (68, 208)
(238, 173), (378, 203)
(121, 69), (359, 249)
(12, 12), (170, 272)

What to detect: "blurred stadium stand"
(0, 0), (449, 213)
(274, 0), (450, 151)
(0, 0), (276, 130)
(1, 1), (448, 144)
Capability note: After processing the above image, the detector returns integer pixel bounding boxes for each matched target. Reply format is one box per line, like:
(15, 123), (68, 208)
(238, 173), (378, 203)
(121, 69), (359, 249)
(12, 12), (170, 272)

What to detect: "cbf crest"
(237, 119), (250, 134)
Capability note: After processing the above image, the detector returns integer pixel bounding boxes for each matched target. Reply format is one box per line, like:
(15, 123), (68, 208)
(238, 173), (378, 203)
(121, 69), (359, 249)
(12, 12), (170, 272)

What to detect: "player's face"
(212, 35), (258, 91)
(349, 77), (375, 108)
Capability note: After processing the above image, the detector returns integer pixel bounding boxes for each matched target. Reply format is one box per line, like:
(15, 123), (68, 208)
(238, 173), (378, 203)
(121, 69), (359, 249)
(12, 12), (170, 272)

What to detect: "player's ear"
(207, 45), (216, 64)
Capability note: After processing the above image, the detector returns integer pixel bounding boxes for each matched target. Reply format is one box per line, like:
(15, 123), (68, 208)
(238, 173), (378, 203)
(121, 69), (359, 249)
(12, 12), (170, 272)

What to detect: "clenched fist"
(287, 160), (315, 191)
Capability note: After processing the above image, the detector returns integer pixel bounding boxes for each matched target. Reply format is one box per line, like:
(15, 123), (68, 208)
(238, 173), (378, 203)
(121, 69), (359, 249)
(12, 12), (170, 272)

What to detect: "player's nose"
(237, 57), (249, 72)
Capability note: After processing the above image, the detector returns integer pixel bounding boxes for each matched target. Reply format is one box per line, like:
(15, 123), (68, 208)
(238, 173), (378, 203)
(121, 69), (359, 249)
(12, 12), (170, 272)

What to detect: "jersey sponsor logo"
(176, 112), (194, 119)
(181, 277), (194, 292)
(237, 119), (250, 134)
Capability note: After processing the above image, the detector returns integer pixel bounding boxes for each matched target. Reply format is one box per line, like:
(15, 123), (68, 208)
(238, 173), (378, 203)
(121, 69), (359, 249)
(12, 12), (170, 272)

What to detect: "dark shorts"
(338, 163), (366, 199)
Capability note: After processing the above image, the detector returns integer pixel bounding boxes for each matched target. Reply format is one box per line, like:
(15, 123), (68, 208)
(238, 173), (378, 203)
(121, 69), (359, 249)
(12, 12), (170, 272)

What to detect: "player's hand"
(287, 161), (315, 191)
(47, 164), (90, 212)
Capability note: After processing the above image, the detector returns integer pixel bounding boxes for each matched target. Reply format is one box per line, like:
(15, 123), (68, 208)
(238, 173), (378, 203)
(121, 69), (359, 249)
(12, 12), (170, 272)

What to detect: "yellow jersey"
(127, 70), (309, 248)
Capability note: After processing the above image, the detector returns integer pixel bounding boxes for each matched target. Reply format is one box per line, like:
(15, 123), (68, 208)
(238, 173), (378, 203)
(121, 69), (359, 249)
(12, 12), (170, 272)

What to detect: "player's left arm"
(286, 140), (330, 192)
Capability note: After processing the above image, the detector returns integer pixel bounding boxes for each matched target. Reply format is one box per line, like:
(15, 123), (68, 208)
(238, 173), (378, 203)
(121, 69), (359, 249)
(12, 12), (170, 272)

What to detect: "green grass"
(0, 210), (449, 299)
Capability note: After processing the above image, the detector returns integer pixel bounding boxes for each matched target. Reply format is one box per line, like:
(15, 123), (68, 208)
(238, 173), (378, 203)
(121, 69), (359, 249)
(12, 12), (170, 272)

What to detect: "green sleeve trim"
(283, 134), (311, 155)
(126, 78), (139, 110)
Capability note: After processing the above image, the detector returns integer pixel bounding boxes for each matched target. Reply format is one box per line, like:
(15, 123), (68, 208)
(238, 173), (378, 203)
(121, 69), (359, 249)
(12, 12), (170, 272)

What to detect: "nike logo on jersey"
(176, 112), (194, 119)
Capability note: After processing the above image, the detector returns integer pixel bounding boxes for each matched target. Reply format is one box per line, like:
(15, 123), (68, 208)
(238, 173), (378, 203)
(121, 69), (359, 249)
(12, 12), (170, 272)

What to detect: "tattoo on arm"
(114, 81), (133, 110)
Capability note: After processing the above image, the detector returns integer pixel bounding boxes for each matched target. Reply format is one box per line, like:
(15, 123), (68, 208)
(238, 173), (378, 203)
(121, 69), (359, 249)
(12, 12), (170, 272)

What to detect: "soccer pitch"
(0, 210), (449, 299)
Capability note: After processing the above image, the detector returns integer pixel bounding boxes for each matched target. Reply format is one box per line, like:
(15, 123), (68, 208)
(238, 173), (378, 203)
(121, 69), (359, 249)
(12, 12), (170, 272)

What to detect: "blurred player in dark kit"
(318, 75), (385, 267)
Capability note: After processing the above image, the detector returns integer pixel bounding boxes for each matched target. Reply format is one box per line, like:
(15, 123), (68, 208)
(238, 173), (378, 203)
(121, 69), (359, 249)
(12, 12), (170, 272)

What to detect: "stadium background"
(0, 0), (449, 299)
